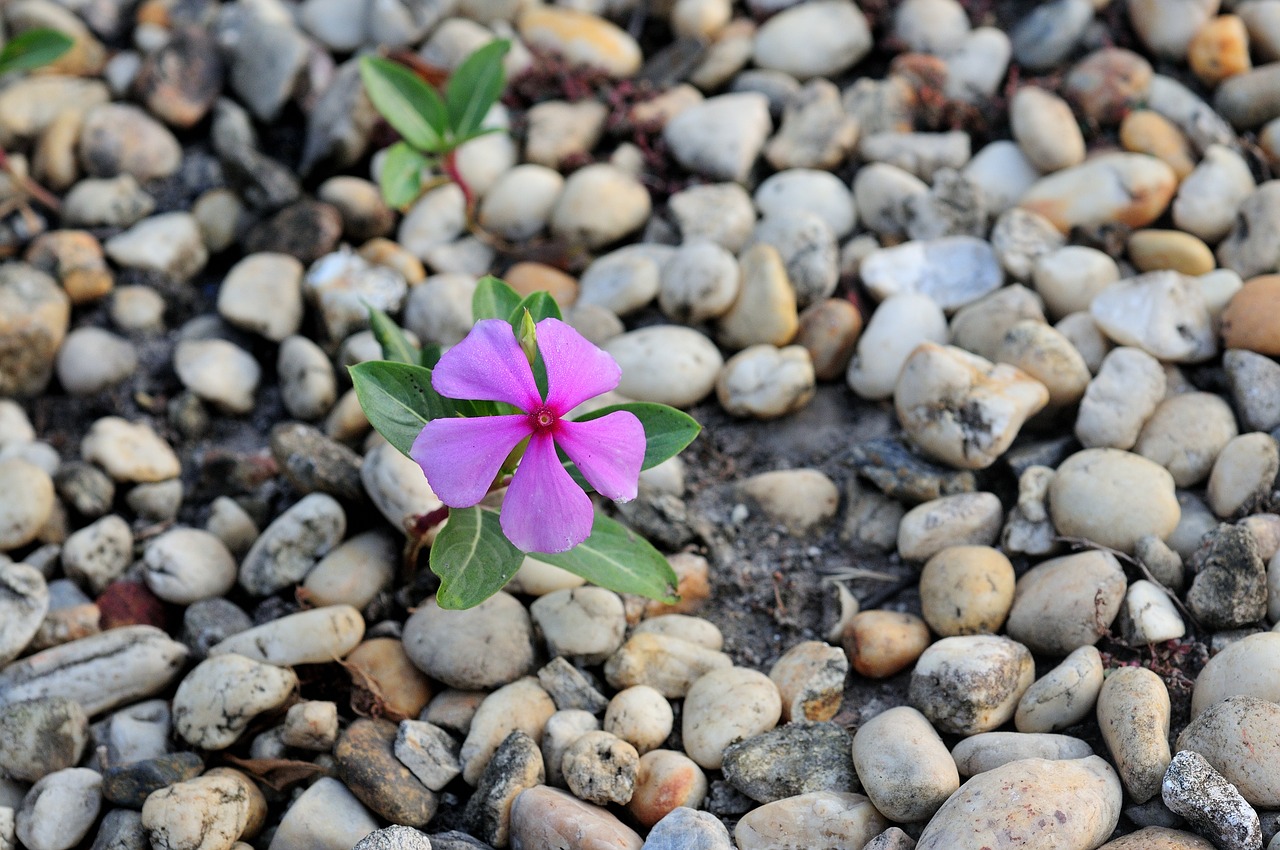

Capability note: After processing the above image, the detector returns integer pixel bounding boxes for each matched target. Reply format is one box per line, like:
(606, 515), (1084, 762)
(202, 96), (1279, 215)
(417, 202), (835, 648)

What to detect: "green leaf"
(378, 141), (429, 210)
(430, 506), (525, 608)
(575, 403), (701, 470)
(349, 361), (451, 456)
(445, 40), (510, 140)
(359, 56), (449, 153)
(0, 29), (74, 76)
(533, 513), (679, 602)
(507, 291), (562, 326)
(472, 275), (522, 322)
(367, 305), (420, 365)
(420, 343), (443, 369)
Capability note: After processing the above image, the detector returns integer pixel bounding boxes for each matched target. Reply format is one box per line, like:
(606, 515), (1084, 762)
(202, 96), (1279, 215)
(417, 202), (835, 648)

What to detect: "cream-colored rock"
(739, 469), (838, 534)
(1076, 347), (1167, 449)
(1055, 312), (1113, 373)
(1048, 448), (1181, 553)
(604, 326), (723, 408)
(460, 677), (555, 785)
(843, 610), (931, 679)
(1177, 695), (1280, 808)
(1011, 87), (1086, 172)
(949, 285), (1047, 363)
(516, 8), (642, 77)
(848, 293), (948, 400)
(950, 731), (1093, 775)
(915, 757), (1121, 850)
(1091, 271), (1217, 363)
(81, 417), (180, 483)
(735, 792), (886, 850)
(173, 654), (298, 749)
(768, 640), (847, 722)
(1135, 392), (1239, 487)
(716, 345), (815, 420)
(716, 244), (799, 350)
(682, 667), (781, 769)
(897, 493), (1003, 562)
(995, 320), (1091, 408)
(1016, 645), (1106, 733)
(604, 686), (673, 756)
(1033, 245), (1121, 319)
(1208, 432), (1279, 517)
(919, 545), (1015, 636)
(1096, 665), (1171, 803)
(1006, 550), (1127, 656)
(1191, 632), (1280, 717)
(894, 343), (1050, 470)
(604, 633), (732, 698)
(209, 606), (364, 667)
(909, 635), (1035, 735)
(1019, 153), (1177, 233)
(853, 706), (959, 823)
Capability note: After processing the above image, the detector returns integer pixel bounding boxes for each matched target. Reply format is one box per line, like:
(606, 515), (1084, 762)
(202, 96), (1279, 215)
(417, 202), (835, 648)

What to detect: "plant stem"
(441, 150), (474, 215)
(0, 147), (60, 212)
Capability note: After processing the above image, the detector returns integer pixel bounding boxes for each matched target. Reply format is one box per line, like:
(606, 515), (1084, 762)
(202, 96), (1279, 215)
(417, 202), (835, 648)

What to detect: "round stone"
(909, 635), (1035, 735)
(1048, 448), (1180, 553)
(919, 545), (1016, 636)
(403, 593), (535, 690)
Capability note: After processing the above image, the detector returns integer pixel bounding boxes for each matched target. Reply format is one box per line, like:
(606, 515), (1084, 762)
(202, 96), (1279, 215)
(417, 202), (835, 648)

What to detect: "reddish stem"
(0, 147), (61, 212)
(441, 150), (474, 217)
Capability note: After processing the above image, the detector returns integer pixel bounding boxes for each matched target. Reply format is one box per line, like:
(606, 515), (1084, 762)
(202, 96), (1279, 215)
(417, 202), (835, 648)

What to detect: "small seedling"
(350, 277), (701, 609)
(0, 28), (74, 215)
(359, 40), (510, 211)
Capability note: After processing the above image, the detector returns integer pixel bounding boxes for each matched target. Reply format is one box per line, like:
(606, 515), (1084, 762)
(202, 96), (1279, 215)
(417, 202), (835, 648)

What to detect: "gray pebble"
(238, 492), (346, 596)
(722, 721), (856, 803)
(643, 807), (732, 850)
(1187, 524), (1267, 630)
(0, 697), (88, 783)
(464, 731), (544, 847)
(16, 768), (103, 850)
(353, 826), (433, 850)
(1163, 750), (1262, 850)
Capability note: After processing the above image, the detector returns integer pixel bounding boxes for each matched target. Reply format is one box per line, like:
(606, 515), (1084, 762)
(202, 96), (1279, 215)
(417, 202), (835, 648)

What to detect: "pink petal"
(411, 414), (531, 508)
(432, 319), (542, 411)
(554, 412), (644, 502)
(500, 431), (595, 553)
(536, 318), (622, 414)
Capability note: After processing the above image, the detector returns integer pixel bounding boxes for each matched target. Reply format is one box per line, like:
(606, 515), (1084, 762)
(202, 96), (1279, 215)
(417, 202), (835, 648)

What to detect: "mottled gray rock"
(1186, 524), (1267, 629)
(1163, 750), (1261, 850)
(722, 722), (855, 803)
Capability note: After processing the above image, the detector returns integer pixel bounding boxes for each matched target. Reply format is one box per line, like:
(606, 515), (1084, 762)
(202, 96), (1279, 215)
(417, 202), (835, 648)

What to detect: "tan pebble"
(1065, 48), (1154, 125)
(424, 688), (487, 736)
(797, 298), (862, 381)
(1016, 645), (1105, 733)
(735, 792), (886, 850)
(358, 238), (426, 285)
(1177, 694), (1280, 808)
(510, 785), (642, 849)
(503, 262), (579, 307)
(1119, 110), (1196, 180)
(345, 637), (433, 720)
(1222, 275), (1280, 355)
(1096, 665), (1171, 803)
(681, 667), (781, 769)
(897, 492), (1003, 562)
(919, 545), (1015, 636)
(516, 7), (643, 78)
(1019, 153), (1177, 233)
(768, 640), (848, 722)
(842, 609), (931, 679)
(203, 767), (267, 838)
(1096, 826), (1216, 849)
(994, 319), (1091, 409)
(1128, 229), (1216, 275)
(624, 551), (711, 623)
(24, 230), (112, 305)
(717, 243), (799, 350)
(627, 749), (707, 828)
(604, 633), (732, 698)
(1189, 16), (1252, 87)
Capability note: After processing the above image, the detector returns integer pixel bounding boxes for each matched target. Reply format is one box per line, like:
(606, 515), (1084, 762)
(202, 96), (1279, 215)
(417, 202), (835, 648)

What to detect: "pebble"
(78, 103), (181, 182)
(465, 730), (544, 847)
(1076, 347), (1167, 450)
(945, 27), (1013, 102)
(1031, 249), (1118, 326)
(541, 709), (599, 788)
(538, 657), (609, 714)
(210, 604), (363, 666)
(916, 757), (1121, 850)
(478, 164), (564, 242)
(1216, 63), (1280, 130)
(657, 240), (740, 323)
(15, 768), (102, 850)
(396, 720), (462, 791)
(897, 492), (1003, 562)
(140, 772), (252, 850)
(894, 343), (1050, 470)
(853, 163), (928, 238)
(204, 498), (258, 558)
(216, 253), (304, 342)
(853, 706), (958, 822)
(668, 183), (756, 251)
(846, 293), (947, 401)
(682, 667), (780, 770)
(753, 0), (871, 79)
(301, 530), (396, 610)
(1048, 448), (1181, 553)
(517, 7), (642, 77)
(223, 489), (341, 593)
(642, 807), (730, 850)
(1135, 392), (1239, 487)
(0, 562), (48, 665)
(510, 785), (641, 850)
(796, 298), (861, 381)
(353, 826), (433, 850)
(1186, 524), (1267, 629)
(842, 610), (931, 679)
(860, 236), (1001, 312)
(1011, 87), (1086, 173)
(604, 326), (723, 408)
(1222, 275), (1280, 355)
(755, 170), (856, 239)
(1091, 271), (1217, 364)
(717, 345), (815, 420)
(991, 207), (1066, 282)
(1099, 827), (1217, 850)
(346, 638), (433, 720)
(739, 468), (838, 534)
(767, 640), (846, 722)
(1019, 153), (1177, 233)
(267, 777), (378, 850)
(1162, 750), (1261, 850)
(530, 587), (627, 665)
(604, 686), (673, 755)
(1119, 580), (1187, 644)
(173, 339), (260, 416)
(172, 653), (297, 749)
(305, 250), (408, 342)
(270, 423), (362, 502)
(0, 458), (55, 551)
(403, 593), (535, 690)
(104, 213), (207, 282)
(550, 164), (651, 250)
(1120, 111), (1196, 181)
(0, 264), (70, 398)
(561, 730), (639, 805)
(579, 245), (667, 317)
(1007, 550), (1126, 656)
(59, 514), (130, 594)
(734, 792), (886, 850)
(336, 719), (437, 827)
(1209, 433), (1279, 517)
(723, 722), (856, 803)
(748, 212), (838, 308)
(909, 635), (1035, 735)
(0, 696), (87, 783)
(360, 441), (442, 532)
(54, 326), (137, 397)
(963, 142), (1041, 214)
(951, 731), (1093, 775)
(277, 336), (336, 421)
(860, 131), (971, 182)
(0, 626), (187, 717)
(1011, 0), (1093, 70)
(919, 545), (1015, 636)
(279, 701), (339, 751)
(663, 93), (772, 183)
(629, 750), (708, 828)
(1098, 666), (1173, 803)
(460, 677), (555, 786)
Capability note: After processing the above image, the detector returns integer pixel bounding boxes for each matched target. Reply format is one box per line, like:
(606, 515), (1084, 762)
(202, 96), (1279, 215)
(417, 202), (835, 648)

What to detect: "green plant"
(350, 277), (701, 609)
(359, 40), (510, 211)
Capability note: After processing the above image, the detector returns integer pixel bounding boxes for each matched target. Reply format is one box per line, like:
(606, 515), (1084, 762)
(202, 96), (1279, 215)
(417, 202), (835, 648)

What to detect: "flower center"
(529, 405), (558, 434)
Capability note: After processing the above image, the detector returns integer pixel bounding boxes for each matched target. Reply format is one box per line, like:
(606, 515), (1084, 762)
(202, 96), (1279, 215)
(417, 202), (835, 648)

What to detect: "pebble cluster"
(5, 0), (1280, 849)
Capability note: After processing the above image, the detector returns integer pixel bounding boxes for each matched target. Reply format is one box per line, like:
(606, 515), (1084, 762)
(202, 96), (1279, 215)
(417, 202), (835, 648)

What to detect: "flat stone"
(909, 635), (1035, 735)
(1163, 750), (1261, 850)
(173, 653), (297, 750)
(509, 786), (642, 850)
(336, 719), (437, 828)
(735, 792), (886, 850)
(723, 722), (856, 803)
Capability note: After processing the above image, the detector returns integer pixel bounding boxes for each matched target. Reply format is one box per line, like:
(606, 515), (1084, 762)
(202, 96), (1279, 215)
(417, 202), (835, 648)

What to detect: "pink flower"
(411, 317), (645, 553)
